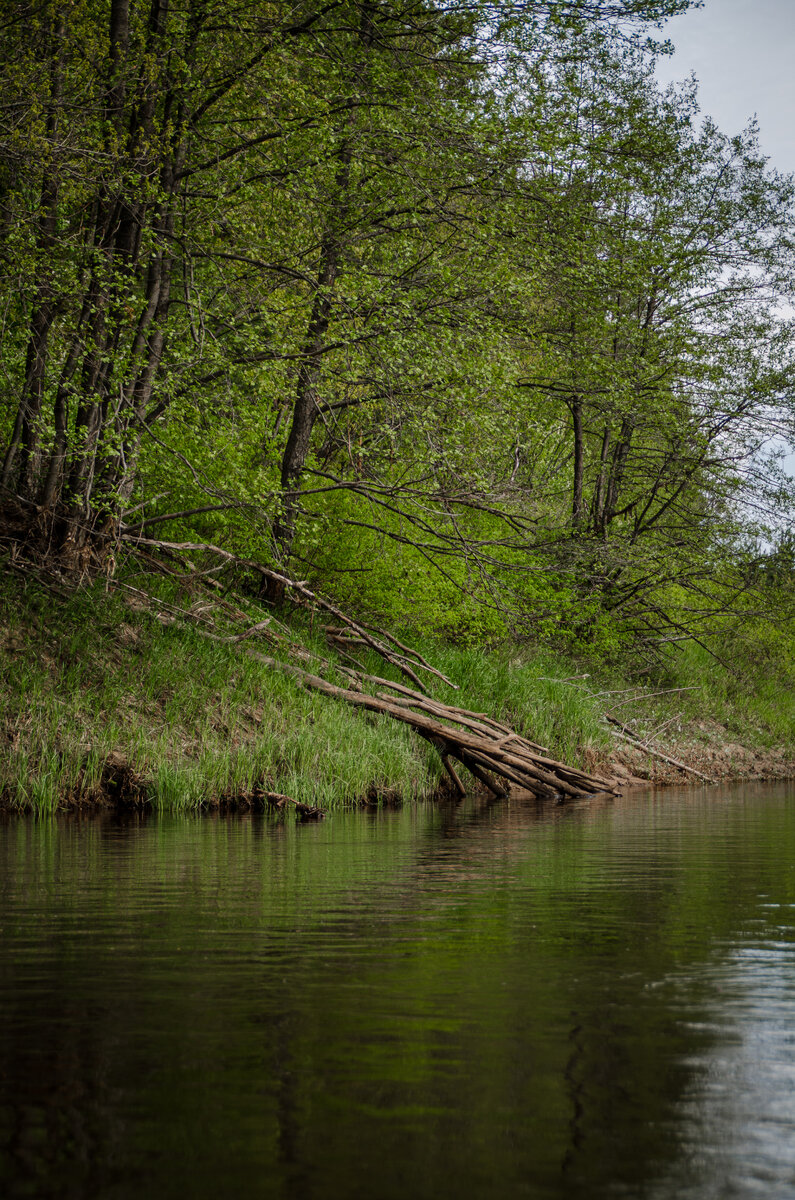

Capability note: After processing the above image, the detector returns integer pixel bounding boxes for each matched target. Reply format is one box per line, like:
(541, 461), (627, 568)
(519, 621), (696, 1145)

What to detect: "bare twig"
(607, 717), (715, 783)
(605, 686), (701, 712)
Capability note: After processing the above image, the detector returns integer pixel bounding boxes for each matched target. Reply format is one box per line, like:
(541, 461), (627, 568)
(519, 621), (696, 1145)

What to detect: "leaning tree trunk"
(272, 14), (373, 572)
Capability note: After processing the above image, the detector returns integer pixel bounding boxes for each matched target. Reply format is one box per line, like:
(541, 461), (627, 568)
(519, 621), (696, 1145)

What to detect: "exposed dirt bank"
(596, 720), (795, 789)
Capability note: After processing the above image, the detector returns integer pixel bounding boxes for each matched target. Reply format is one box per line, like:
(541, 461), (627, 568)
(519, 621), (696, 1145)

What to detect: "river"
(2, 783), (795, 1198)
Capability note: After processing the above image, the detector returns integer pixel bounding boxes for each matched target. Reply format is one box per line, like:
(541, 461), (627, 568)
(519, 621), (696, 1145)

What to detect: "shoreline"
(2, 737), (792, 816)
(596, 728), (795, 792)
(3, 560), (793, 814)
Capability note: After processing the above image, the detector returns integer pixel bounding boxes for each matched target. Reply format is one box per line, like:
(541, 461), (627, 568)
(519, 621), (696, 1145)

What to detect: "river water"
(2, 783), (795, 1199)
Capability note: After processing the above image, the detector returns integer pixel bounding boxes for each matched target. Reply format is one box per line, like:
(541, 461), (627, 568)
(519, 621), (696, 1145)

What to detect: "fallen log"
(254, 653), (618, 801)
(374, 688), (613, 792)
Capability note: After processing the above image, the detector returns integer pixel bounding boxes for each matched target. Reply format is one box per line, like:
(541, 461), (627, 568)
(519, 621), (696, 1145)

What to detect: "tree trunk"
(569, 394), (584, 528)
(602, 415), (635, 527)
(1, 9), (64, 499)
(274, 228), (341, 561)
(592, 423), (611, 537)
(273, 131), (352, 567)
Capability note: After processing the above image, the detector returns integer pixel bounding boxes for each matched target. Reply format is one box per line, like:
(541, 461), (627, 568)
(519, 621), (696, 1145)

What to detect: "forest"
(3, 0), (795, 807)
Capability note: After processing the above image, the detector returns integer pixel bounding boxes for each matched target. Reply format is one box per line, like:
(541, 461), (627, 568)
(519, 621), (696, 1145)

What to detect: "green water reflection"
(2, 784), (795, 1199)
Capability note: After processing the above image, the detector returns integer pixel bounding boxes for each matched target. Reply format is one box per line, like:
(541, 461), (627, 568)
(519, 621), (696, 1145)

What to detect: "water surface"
(2, 784), (795, 1198)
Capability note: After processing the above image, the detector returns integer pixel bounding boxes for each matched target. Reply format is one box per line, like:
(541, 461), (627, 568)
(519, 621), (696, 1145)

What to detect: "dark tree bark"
(274, 225), (343, 561)
(569, 394), (584, 527)
(1, 9), (65, 498)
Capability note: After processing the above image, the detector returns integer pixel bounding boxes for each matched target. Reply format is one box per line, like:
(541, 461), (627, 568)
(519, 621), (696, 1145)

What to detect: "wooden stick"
(441, 753), (467, 797)
(608, 722), (715, 784)
(605, 687), (701, 712)
(457, 749), (509, 798)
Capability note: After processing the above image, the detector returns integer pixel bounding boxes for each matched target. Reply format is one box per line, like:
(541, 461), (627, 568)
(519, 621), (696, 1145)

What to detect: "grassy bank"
(0, 558), (615, 812)
(2, 556), (793, 812)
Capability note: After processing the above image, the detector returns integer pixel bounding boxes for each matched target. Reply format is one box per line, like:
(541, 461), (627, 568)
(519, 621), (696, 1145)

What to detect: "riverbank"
(2, 557), (792, 812)
(600, 729), (795, 789)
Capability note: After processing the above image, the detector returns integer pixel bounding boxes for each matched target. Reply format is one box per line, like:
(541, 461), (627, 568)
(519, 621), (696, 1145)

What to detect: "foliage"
(1, 0), (795, 673)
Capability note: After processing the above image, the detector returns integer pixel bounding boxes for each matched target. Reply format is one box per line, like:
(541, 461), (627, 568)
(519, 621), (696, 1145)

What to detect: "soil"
(595, 718), (795, 789)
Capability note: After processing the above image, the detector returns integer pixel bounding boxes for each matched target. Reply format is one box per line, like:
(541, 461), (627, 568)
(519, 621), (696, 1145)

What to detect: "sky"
(654, 1), (795, 487)
(655, 0), (795, 176)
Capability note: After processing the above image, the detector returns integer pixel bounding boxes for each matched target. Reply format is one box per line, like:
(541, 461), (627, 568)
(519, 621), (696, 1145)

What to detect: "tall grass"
(0, 565), (440, 812)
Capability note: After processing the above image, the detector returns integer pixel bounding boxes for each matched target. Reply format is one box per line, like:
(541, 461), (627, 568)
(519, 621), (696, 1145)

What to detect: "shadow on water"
(2, 782), (795, 1199)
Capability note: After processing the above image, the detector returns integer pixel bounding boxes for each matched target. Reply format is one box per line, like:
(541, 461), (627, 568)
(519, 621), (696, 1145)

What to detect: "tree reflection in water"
(1, 785), (794, 1199)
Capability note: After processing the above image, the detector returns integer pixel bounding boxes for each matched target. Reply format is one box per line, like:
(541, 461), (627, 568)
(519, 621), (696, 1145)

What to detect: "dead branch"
(605, 687), (701, 711)
(607, 717), (715, 783)
(120, 533), (455, 691)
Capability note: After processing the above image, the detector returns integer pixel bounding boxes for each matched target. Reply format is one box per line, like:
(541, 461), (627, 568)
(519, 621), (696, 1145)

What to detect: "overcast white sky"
(654, 2), (795, 488)
(655, 0), (795, 176)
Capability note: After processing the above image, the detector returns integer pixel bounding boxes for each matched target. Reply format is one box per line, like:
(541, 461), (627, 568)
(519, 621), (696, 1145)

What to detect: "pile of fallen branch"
(113, 532), (618, 803)
(259, 656), (618, 800)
